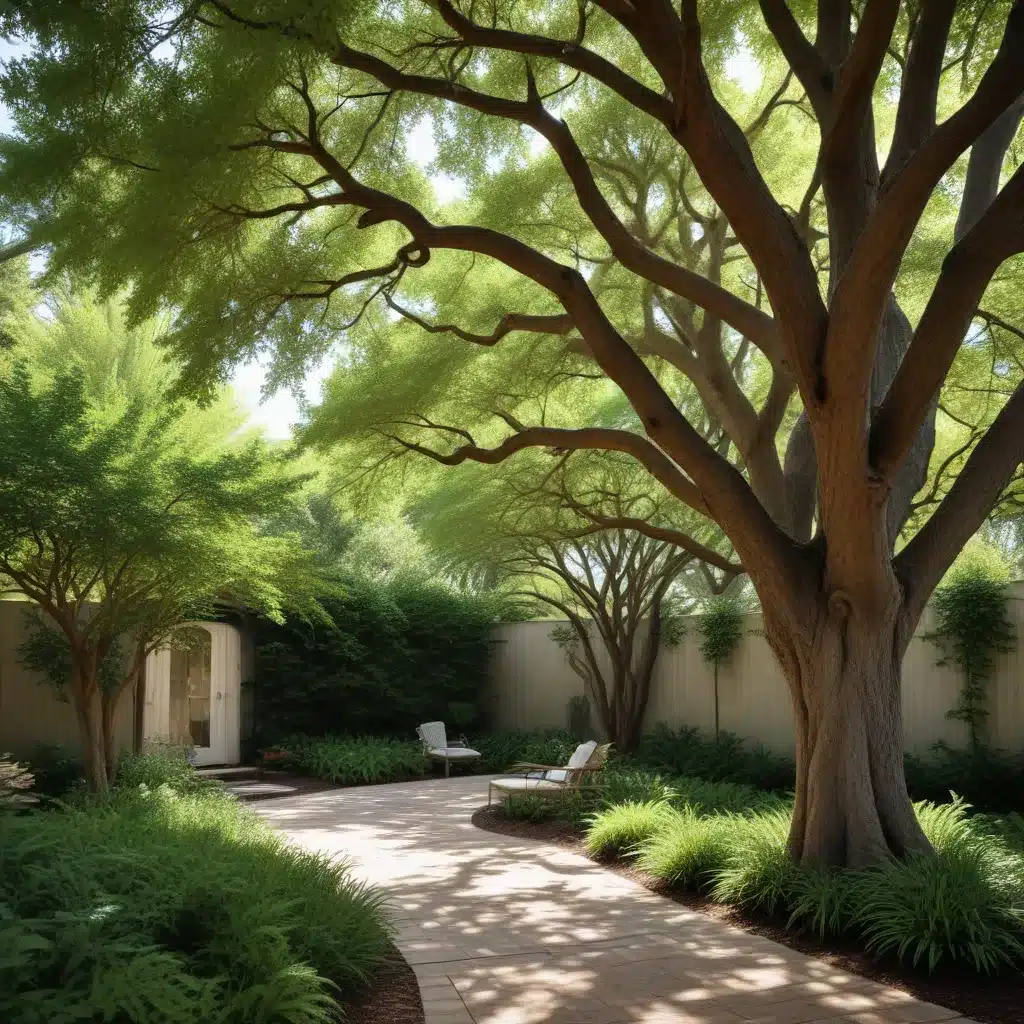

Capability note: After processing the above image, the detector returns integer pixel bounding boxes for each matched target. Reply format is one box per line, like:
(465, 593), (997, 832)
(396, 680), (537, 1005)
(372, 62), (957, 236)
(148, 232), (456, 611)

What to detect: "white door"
(167, 626), (224, 765)
(144, 624), (241, 766)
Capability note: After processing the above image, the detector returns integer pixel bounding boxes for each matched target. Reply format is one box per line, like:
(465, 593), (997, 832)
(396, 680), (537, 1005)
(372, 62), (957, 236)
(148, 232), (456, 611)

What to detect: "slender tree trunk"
(71, 678), (108, 793)
(134, 669), (147, 753)
(767, 600), (930, 869)
(713, 663), (720, 738)
(101, 689), (119, 784)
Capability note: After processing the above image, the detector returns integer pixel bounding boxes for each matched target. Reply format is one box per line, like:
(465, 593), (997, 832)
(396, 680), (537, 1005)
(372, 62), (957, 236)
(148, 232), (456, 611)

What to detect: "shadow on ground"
(256, 776), (966, 1024)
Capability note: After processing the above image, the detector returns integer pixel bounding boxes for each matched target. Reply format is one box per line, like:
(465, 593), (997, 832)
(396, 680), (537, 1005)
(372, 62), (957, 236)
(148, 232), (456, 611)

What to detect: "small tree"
(543, 531), (691, 752)
(0, 363), (317, 790)
(927, 557), (1016, 751)
(697, 597), (746, 737)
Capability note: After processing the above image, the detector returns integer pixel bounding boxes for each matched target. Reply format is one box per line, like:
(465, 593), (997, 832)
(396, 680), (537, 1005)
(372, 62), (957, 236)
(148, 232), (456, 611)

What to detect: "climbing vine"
(927, 563), (1016, 751)
(698, 598), (745, 737)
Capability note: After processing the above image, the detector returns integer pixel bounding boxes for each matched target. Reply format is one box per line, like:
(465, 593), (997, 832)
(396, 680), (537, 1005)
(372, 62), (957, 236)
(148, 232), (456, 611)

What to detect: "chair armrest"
(449, 736), (469, 748)
(506, 761), (562, 774)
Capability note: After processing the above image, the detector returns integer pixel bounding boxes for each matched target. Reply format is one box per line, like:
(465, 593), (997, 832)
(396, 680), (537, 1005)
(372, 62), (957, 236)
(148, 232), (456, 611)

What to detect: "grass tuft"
(584, 801), (674, 858)
(635, 808), (736, 888)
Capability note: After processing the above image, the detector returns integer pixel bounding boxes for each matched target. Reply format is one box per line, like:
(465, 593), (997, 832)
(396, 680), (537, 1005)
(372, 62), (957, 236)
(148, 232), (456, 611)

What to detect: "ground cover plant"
(262, 736), (432, 786)
(584, 788), (1024, 976)
(0, 755), (392, 1024)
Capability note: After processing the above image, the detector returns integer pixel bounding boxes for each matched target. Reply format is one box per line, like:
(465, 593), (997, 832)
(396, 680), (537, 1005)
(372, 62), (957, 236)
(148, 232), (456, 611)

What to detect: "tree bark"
(134, 669), (147, 754)
(766, 598), (930, 869)
(71, 678), (108, 793)
(101, 690), (119, 784)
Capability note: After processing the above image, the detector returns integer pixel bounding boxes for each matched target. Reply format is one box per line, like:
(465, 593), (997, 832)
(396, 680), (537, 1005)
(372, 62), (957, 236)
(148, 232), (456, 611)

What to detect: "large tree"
(3, 1), (1024, 865)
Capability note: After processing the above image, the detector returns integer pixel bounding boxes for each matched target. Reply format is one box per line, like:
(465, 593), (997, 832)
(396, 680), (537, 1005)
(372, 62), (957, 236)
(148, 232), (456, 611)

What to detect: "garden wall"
(0, 600), (135, 757)
(489, 582), (1024, 754)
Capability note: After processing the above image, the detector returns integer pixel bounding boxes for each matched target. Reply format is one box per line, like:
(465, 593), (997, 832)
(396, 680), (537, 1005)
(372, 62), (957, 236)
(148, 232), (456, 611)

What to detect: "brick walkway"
(255, 775), (971, 1024)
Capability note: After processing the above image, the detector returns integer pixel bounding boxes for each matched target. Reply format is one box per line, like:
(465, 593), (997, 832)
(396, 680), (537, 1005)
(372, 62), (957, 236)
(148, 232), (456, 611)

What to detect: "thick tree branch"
(870, 164), (1024, 481)
(323, 37), (782, 359)
(884, 0), (957, 178)
(831, 1), (1024, 364)
(673, 0), (826, 395)
(757, 0), (828, 108)
(824, 0), (901, 164)
(387, 424), (710, 515)
(897, 381), (1024, 626)
(433, 1), (671, 124)
(0, 237), (36, 264)
(955, 94), (1024, 240)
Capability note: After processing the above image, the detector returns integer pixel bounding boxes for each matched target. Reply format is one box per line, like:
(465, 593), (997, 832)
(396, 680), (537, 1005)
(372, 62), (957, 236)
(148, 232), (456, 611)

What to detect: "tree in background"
(3, 2), (1024, 864)
(418, 454), (736, 750)
(0, 298), (320, 790)
(697, 597), (746, 738)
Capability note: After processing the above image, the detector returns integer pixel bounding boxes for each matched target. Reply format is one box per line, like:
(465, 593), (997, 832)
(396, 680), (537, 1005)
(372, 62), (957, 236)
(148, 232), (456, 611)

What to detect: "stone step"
(222, 779), (301, 801)
(195, 765), (262, 782)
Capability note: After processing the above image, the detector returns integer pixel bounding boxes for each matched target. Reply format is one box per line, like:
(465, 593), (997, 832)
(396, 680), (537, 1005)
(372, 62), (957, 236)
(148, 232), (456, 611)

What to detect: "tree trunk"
(72, 684), (108, 793)
(713, 662), (720, 738)
(134, 669), (147, 753)
(101, 689), (119, 784)
(768, 602), (931, 869)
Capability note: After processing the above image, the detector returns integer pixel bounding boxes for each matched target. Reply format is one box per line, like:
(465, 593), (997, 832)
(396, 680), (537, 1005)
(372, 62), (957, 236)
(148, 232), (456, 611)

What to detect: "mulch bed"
(344, 943), (425, 1024)
(472, 807), (1024, 1024)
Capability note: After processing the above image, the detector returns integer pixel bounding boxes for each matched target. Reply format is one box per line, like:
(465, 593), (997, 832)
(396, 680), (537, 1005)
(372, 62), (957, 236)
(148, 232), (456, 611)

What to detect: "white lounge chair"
(487, 740), (612, 807)
(417, 721), (482, 777)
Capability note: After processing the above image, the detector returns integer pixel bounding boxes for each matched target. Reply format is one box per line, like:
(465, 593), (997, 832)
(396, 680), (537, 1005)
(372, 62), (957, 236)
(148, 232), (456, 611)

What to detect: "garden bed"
(472, 807), (1024, 1024)
(345, 944), (425, 1024)
(2, 749), (396, 1024)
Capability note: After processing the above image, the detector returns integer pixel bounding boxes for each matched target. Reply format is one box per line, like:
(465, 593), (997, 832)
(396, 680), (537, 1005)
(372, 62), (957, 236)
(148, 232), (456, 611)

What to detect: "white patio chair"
(487, 740), (612, 807)
(417, 721), (482, 777)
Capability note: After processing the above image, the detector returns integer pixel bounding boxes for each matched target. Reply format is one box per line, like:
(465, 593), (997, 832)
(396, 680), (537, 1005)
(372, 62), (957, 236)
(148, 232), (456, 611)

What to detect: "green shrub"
(635, 809), (736, 887)
(670, 775), (786, 815)
(709, 808), (796, 915)
(250, 576), (499, 742)
(280, 735), (431, 785)
(585, 801), (674, 858)
(597, 768), (678, 807)
(500, 795), (562, 822)
(472, 730), (579, 774)
(0, 787), (391, 1023)
(115, 746), (216, 795)
(904, 743), (1024, 813)
(845, 796), (1024, 973)
(850, 845), (1024, 973)
(24, 742), (84, 798)
(989, 811), (1024, 856)
(631, 725), (795, 792)
(786, 867), (857, 938)
(927, 562), (1015, 750)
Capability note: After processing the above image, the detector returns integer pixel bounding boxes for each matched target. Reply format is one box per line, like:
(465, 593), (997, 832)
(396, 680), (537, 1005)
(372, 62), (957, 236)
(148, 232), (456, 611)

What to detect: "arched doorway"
(143, 623), (242, 765)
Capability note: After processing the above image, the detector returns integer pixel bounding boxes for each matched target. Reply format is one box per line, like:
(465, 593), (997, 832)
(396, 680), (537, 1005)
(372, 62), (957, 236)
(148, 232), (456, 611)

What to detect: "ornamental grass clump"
(584, 800), (675, 859)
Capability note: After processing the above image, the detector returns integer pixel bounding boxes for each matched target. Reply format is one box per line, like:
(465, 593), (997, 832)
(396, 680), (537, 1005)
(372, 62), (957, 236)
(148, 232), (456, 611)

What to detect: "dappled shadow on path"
(256, 778), (964, 1024)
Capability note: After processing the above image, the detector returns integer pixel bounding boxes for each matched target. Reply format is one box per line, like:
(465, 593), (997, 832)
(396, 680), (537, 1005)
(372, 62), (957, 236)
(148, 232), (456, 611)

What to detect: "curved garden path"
(255, 775), (971, 1024)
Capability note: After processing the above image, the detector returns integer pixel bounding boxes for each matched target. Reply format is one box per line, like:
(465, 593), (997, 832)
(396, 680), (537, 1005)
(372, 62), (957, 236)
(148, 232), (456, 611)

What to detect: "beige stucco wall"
(489, 583), (1024, 753)
(0, 601), (135, 758)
